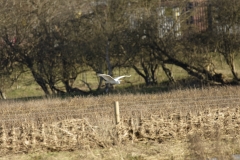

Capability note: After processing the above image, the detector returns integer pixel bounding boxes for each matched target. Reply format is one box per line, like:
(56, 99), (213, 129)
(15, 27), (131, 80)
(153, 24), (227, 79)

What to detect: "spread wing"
(114, 75), (131, 81)
(97, 74), (116, 83)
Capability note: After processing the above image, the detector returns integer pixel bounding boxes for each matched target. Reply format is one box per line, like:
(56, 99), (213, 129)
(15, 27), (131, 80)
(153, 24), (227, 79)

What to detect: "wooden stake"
(114, 101), (120, 125)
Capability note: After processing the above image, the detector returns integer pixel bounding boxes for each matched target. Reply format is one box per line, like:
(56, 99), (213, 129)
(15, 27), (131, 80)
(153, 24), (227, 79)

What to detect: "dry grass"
(0, 86), (240, 159)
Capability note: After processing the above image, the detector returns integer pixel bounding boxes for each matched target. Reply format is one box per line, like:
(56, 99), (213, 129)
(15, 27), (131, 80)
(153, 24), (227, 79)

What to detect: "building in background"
(79, 0), (210, 37)
(159, 0), (209, 37)
(185, 0), (208, 32)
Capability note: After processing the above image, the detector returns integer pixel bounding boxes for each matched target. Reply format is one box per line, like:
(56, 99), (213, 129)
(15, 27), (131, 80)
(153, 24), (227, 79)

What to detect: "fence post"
(114, 101), (120, 125)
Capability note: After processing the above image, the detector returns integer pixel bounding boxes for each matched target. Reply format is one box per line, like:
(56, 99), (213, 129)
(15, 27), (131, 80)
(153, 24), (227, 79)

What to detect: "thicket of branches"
(0, 0), (240, 98)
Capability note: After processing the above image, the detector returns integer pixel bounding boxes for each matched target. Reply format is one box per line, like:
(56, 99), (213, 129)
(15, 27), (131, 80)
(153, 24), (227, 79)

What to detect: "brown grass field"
(1, 86), (240, 160)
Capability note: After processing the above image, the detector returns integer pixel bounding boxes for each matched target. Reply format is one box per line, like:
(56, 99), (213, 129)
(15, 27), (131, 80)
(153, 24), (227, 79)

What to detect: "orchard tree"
(0, 0), (25, 99)
(78, 0), (137, 91)
(0, 0), (90, 96)
(210, 0), (240, 82)
(137, 0), (227, 84)
(0, 44), (24, 99)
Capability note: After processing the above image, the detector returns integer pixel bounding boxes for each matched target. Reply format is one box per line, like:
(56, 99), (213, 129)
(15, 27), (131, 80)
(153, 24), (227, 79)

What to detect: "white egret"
(97, 74), (131, 84)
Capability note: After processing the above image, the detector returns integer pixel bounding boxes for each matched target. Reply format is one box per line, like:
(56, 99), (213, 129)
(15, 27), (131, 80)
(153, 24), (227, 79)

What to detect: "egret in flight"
(97, 74), (131, 85)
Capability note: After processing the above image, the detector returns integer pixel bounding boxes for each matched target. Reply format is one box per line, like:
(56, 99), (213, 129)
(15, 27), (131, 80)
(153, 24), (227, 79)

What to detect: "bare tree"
(0, 0), (26, 99)
(0, 0), (90, 96)
(210, 0), (240, 82)
(78, 0), (136, 92)
(135, 0), (227, 84)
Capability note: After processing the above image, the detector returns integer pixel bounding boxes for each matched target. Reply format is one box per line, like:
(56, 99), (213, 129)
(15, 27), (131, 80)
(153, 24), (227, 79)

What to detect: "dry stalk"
(0, 124), (7, 150)
(11, 126), (17, 150)
(31, 122), (36, 148)
(51, 126), (59, 147)
(41, 123), (46, 146)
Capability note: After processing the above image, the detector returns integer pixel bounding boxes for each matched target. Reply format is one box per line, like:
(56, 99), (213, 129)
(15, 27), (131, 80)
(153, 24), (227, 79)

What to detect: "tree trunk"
(24, 56), (51, 96)
(150, 64), (158, 85)
(153, 42), (226, 84)
(229, 63), (239, 81)
(97, 77), (104, 90)
(105, 39), (113, 93)
(163, 56), (226, 84)
(31, 70), (51, 95)
(161, 63), (175, 83)
(0, 90), (6, 99)
(63, 80), (72, 93)
(133, 64), (157, 86)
